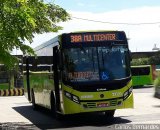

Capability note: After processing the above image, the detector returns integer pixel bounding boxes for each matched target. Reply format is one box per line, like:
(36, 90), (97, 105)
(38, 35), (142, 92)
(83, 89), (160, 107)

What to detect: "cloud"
(20, 6), (160, 55)
(63, 6), (160, 52)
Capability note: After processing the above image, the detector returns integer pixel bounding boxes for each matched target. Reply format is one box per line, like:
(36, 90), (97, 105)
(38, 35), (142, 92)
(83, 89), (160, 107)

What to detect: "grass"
(0, 83), (10, 90)
(23, 72), (54, 90)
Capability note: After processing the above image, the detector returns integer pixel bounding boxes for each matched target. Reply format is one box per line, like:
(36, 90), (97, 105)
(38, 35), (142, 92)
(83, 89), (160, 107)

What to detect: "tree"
(131, 52), (160, 66)
(0, 0), (70, 68)
(149, 53), (160, 65)
(131, 58), (150, 66)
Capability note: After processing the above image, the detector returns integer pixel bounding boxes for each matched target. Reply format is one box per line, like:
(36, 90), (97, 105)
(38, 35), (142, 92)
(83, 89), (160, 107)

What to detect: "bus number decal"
(112, 92), (122, 97)
(71, 35), (82, 43)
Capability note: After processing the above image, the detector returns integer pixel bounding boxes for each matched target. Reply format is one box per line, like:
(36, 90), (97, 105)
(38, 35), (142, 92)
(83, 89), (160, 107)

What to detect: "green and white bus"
(131, 65), (155, 87)
(23, 31), (133, 118)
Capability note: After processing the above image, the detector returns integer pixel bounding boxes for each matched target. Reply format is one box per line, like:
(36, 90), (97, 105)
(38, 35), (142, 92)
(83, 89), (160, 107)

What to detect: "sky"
(16, 0), (160, 54)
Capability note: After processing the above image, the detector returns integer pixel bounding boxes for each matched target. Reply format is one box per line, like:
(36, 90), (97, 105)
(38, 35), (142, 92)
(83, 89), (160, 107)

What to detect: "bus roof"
(34, 36), (59, 52)
(34, 30), (125, 50)
(69, 30), (118, 33)
(34, 30), (127, 56)
(62, 30), (125, 35)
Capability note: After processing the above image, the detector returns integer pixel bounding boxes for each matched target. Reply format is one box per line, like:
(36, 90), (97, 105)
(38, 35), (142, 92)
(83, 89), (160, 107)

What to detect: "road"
(0, 87), (160, 130)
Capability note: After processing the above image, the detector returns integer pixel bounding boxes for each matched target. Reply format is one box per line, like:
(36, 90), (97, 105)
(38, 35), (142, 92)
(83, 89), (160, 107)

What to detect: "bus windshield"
(63, 45), (130, 83)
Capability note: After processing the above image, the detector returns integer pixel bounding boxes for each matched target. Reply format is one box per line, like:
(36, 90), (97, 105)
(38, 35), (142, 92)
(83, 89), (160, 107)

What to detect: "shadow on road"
(13, 105), (131, 129)
(153, 105), (160, 108)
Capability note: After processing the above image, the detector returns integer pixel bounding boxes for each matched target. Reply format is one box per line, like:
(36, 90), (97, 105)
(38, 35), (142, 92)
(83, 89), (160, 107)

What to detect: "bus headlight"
(123, 87), (132, 100)
(129, 87), (133, 93)
(123, 91), (129, 100)
(65, 91), (71, 99)
(64, 91), (80, 104)
(73, 95), (80, 104)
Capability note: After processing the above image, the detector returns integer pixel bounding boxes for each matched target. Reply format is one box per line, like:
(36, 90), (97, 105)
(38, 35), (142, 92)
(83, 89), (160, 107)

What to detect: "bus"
(131, 65), (155, 87)
(23, 31), (133, 118)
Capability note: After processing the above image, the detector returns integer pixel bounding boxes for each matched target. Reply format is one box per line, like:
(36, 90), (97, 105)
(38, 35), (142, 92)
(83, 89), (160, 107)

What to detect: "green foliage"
(0, 83), (10, 90)
(0, 0), (70, 68)
(131, 53), (160, 66)
(149, 53), (160, 65)
(154, 69), (160, 88)
(154, 75), (160, 88)
(131, 58), (150, 66)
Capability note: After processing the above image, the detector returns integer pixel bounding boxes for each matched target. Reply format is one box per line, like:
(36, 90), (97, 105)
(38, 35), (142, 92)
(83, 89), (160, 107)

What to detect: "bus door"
(25, 56), (31, 101)
(53, 46), (61, 111)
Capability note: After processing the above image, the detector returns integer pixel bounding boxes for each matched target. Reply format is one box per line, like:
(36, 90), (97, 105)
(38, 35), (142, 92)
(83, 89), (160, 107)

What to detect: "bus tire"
(50, 92), (57, 117)
(50, 92), (63, 120)
(31, 89), (38, 110)
(104, 110), (115, 119)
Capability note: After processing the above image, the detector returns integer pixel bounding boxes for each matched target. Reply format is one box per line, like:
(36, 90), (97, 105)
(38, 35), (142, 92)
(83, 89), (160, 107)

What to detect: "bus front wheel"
(50, 93), (63, 119)
(31, 89), (38, 110)
(50, 93), (57, 117)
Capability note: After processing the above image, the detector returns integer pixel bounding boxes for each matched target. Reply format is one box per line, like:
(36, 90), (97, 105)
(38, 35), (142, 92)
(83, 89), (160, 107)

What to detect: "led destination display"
(62, 31), (127, 47)
(70, 33), (116, 43)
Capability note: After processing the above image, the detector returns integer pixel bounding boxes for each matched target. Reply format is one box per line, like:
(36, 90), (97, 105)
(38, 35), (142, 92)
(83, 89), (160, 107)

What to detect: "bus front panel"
(61, 80), (133, 114)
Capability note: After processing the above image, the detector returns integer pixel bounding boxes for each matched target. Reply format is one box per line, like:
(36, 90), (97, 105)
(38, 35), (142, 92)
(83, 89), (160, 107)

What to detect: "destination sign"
(70, 33), (117, 43)
(61, 31), (127, 47)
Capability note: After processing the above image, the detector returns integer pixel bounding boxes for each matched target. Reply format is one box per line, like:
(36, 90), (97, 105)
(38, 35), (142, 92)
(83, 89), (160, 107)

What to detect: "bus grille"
(86, 102), (96, 108)
(110, 100), (117, 106)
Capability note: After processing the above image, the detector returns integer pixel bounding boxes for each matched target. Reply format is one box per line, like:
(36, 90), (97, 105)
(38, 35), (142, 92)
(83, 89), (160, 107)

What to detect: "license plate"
(97, 103), (109, 107)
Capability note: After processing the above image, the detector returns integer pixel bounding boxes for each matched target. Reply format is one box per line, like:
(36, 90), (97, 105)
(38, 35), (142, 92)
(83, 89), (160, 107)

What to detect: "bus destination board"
(70, 33), (116, 43)
(62, 31), (127, 47)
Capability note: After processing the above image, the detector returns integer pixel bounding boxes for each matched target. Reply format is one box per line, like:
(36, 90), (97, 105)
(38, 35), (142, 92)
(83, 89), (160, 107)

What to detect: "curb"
(0, 88), (24, 96)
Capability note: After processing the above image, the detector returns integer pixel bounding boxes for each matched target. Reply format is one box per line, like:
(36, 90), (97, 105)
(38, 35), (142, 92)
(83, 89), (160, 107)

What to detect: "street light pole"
(152, 44), (159, 51)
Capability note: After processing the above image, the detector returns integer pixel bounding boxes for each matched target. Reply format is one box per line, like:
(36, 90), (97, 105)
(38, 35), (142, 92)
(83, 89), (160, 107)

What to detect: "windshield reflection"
(63, 46), (130, 82)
